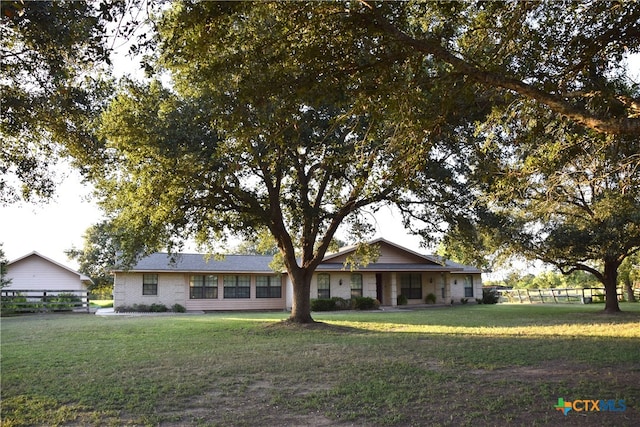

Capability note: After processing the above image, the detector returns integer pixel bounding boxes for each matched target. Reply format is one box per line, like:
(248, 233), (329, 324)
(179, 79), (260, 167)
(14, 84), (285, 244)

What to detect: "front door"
(376, 273), (383, 304)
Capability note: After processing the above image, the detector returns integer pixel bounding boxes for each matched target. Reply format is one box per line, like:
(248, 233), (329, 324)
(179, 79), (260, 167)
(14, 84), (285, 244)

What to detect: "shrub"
(425, 293), (437, 304)
(149, 303), (168, 312)
(1, 294), (26, 315)
(353, 296), (379, 310)
(48, 293), (81, 311)
(311, 298), (337, 311)
(114, 303), (170, 313)
(481, 288), (500, 304)
(397, 294), (408, 305)
(171, 303), (186, 313)
(460, 298), (469, 304)
(333, 297), (351, 310)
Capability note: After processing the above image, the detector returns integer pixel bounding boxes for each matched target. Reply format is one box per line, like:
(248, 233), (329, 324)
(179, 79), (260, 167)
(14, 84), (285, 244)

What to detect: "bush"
(48, 293), (81, 311)
(397, 294), (408, 305)
(171, 303), (186, 313)
(425, 293), (437, 304)
(333, 297), (351, 310)
(1, 294), (26, 315)
(1, 293), (44, 313)
(352, 296), (379, 310)
(481, 288), (500, 304)
(149, 303), (168, 312)
(460, 298), (469, 304)
(311, 298), (337, 311)
(115, 303), (180, 313)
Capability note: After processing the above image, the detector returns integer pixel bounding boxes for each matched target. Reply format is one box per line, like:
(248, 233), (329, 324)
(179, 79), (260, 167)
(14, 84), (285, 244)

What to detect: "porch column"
(390, 272), (397, 306)
(441, 272), (450, 304)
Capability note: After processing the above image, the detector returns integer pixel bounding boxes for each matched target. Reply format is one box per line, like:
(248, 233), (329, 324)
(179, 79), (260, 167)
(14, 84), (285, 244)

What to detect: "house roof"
(439, 258), (483, 274)
(116, 239), (482, 275)
(315, 263), (457, 272)
(8, 251), (93, 283)
(116, 253), (275, 273)
(322, 237), (443, 265)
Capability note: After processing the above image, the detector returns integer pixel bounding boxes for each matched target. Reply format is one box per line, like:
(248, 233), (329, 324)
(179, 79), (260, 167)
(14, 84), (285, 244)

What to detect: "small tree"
(66, 221), (119, 298)
(0, 243), (11, 289)
(618, 254), (639, 302)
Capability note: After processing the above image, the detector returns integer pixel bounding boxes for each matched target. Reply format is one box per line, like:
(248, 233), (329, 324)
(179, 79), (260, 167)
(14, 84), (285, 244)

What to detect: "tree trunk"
(602, 261), (621, 313)
(623, 277), (636, 302)
(288, 269), (315, 323)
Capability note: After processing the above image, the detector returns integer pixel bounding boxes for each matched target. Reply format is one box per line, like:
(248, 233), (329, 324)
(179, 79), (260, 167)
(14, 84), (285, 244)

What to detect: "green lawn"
(2, 304), (639, 426)
(89, 299), (114, 308)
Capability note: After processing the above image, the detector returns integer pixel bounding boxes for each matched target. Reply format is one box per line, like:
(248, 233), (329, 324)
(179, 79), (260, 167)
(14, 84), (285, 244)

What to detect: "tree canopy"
(12, 1), (637, 317)
(0, 0), (145, 203)
(456, 101), (640, 312)
(91, 2), (471, 322)
(357, 1), (640, 136)
(369, 1), (640, 312)
(66, 221), (120, 298)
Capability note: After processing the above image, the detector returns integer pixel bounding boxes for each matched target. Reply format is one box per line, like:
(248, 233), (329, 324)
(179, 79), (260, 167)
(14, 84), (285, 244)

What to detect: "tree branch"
(362, 8), (640, 136)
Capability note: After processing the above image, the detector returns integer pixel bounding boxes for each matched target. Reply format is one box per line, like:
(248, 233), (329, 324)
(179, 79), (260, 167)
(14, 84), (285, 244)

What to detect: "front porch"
(371, 271), (450, 306)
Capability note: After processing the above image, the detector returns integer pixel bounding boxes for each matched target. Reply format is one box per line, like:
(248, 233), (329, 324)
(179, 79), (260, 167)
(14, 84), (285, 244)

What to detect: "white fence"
(496, 287), (624, 304)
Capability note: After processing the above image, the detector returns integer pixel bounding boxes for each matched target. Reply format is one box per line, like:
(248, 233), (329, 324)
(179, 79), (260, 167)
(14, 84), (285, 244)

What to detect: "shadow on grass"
(263, 318), (366, 334)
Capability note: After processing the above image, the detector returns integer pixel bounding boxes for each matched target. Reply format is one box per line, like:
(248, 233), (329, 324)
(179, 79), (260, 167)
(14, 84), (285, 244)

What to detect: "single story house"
(112, 239), (482, 311)
(3, 251), (92, 293)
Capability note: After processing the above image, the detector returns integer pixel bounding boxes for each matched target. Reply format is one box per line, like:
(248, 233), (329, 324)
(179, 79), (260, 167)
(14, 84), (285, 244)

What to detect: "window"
(464, 275), (474, 298)
(256, 276), (281, 298)
(143, 274), (158, 295)
(224, 275), (250, 298)
(400, 273), (422, 299)
(317, 273), (330, 299)
(350, 273), (363, 298)
(190, 274), (218, 299)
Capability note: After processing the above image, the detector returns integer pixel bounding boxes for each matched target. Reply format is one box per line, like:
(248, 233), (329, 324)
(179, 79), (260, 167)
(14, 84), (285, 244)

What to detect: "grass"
(1, 304), (639, 426)
(89, 299), (114, 308)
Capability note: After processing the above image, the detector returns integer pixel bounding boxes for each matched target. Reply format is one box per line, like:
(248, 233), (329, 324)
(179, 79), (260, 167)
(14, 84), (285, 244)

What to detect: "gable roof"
(116, 253), (275, 273)
(440, 258), (483, 274)
(315, 262), (456, 272)
(8, 251), (92, 282)
(322, 237), (443, 265)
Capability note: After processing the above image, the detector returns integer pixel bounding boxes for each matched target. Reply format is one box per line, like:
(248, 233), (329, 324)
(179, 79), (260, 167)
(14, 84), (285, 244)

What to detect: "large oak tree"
(92, 2), (464, 323)
(454, 101), (640, 313)
(355, 1), (640, 312)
